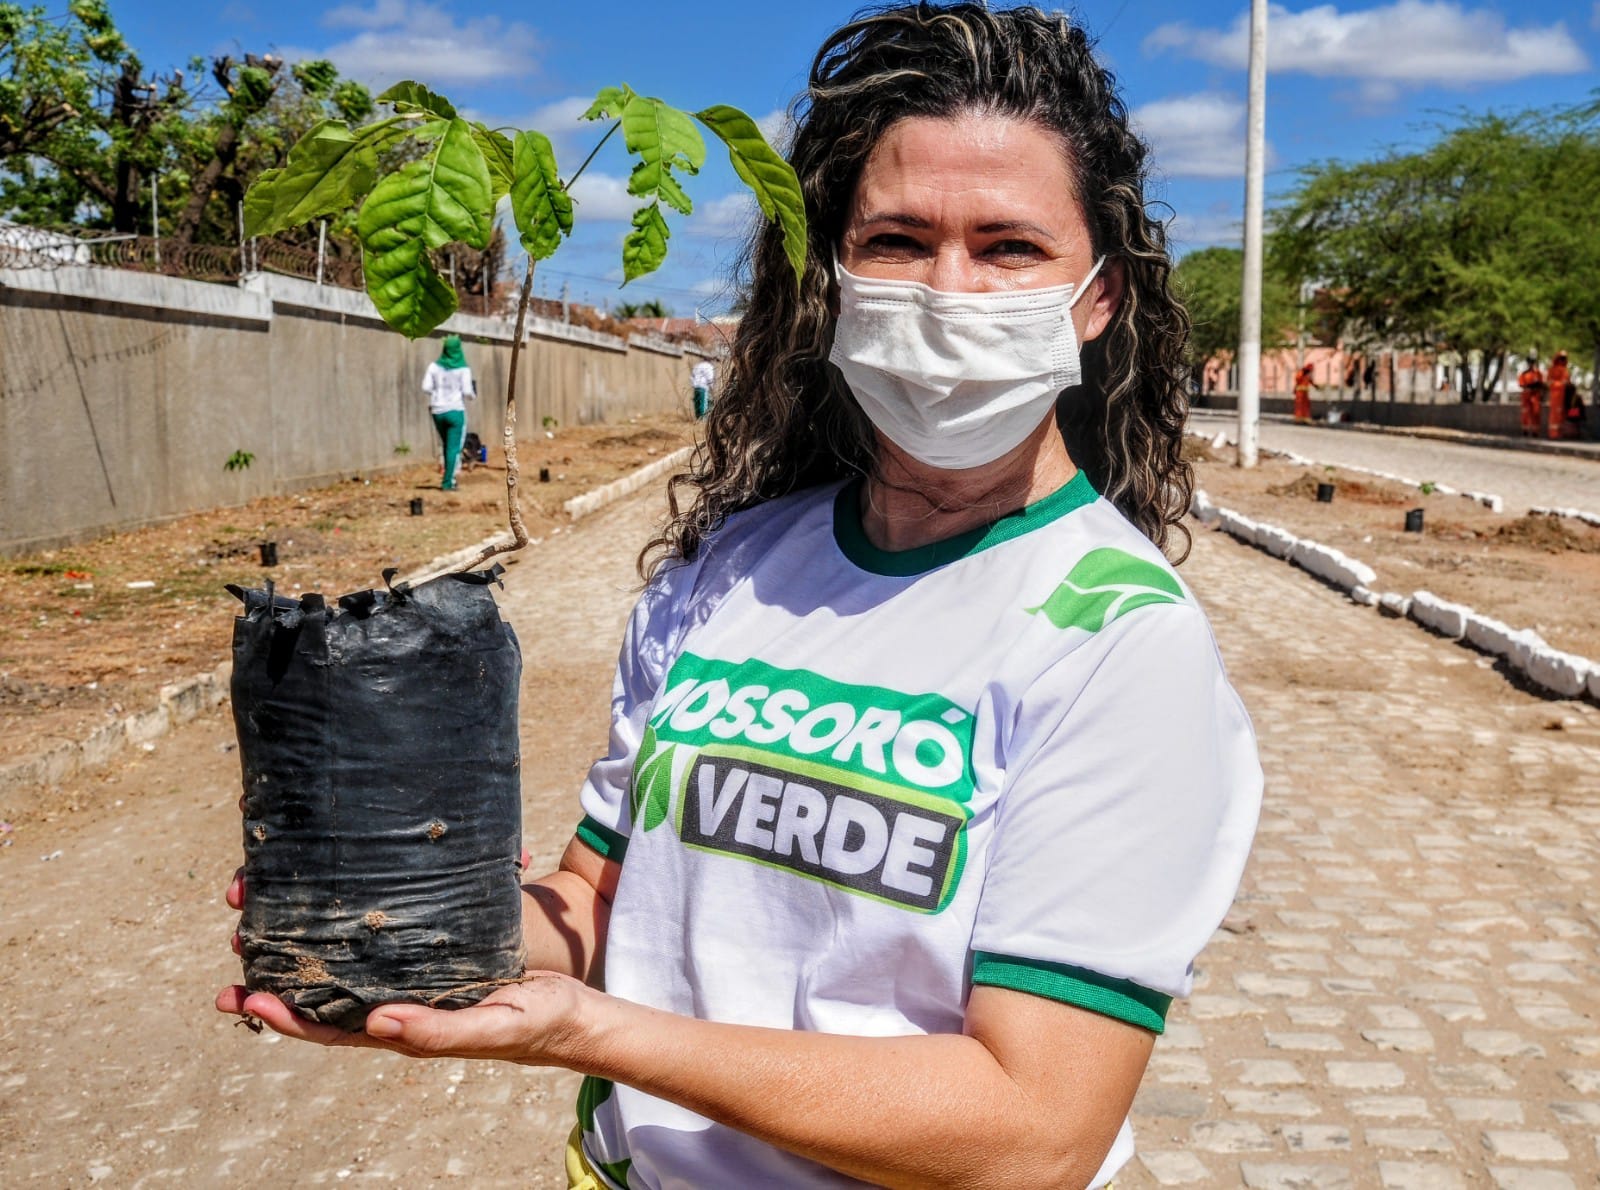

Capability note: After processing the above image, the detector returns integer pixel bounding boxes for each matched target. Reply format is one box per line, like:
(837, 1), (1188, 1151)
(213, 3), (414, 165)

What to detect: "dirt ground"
(0, 412), (698, 769)
(1187, 439), (1600, 661)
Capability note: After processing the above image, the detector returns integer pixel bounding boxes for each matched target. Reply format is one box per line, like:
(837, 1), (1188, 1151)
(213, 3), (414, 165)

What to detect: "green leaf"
(471, 124), (515, 201)
(510, 130), (573, 261)
(243, 121), (377, 237)
(621, 95), (705, 202)
(356, 117), (493, 251)
(376, 80), (457, 120)
(583, 85), (633, 122)
(628, 726), (676, 832)
(1026, 548), (1185, 633)
(362, 236), (458, 338)
(696, 105), (808, 289)
(622, 202), (670, 283)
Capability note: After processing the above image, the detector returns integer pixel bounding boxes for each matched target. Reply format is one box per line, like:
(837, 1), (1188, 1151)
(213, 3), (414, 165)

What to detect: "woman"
(423, 334), (476, 490)
(219, 6), (1261, 1186)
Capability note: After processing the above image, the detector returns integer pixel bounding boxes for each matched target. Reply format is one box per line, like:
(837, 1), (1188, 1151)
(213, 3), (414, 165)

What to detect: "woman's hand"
(214, 973), (592, 1065)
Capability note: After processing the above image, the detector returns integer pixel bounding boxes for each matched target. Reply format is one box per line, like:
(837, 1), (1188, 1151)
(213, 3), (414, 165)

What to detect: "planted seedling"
(230, 80), (806, 1031)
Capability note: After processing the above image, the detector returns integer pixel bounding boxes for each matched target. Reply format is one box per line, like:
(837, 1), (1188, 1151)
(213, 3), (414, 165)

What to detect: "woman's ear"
(1079, 258), (1123, 345)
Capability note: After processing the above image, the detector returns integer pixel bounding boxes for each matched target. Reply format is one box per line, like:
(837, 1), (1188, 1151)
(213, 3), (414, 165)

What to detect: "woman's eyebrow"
(973, 219), (1056, 240)
(859, 212), (932, 229)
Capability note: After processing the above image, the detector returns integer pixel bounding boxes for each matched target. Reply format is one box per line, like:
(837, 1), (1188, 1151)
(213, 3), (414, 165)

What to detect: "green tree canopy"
(1171, 244), (1296, 380)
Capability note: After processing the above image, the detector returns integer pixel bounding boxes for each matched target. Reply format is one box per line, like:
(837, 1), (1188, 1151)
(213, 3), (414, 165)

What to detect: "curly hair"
(640, 1), (1193, 577)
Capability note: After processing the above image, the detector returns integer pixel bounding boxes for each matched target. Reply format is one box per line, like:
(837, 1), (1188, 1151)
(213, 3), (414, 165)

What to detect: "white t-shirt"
(691, 361), (715, 390)
(422, 361), (475, 413)
(574, 472), (1262, 1189)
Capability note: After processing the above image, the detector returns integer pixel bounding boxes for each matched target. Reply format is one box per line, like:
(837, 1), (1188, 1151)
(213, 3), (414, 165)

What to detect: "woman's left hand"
(214, 972), (590, 1065)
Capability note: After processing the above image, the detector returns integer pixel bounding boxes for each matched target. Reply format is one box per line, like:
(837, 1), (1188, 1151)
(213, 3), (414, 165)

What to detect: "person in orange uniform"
(1547, 352), (1570, 440)
(1293, 363), (1315, 422)
(1517, 356), (1545, 436)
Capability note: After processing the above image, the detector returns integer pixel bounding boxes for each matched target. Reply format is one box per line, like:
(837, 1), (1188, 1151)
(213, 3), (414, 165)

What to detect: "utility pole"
(315, 220), (327, 288)
(151, 175), (161, 269)
(561, 281), (570, 324)
(1236, 0), (1268, 469)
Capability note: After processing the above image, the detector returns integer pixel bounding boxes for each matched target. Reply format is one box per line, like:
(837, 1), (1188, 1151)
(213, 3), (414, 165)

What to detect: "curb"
(563, 445), (695, 521)
(0, 662), (232, 806)
(0, 445), (698, 805)
(1191, 489), (1600, 704)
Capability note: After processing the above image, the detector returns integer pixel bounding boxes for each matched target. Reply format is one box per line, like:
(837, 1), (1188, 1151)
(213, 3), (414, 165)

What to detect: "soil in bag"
(229, 566), (525, 1032)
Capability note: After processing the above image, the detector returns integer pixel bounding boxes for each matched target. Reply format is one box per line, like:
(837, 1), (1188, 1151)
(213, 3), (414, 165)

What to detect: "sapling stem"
(460, 121), (618, 574)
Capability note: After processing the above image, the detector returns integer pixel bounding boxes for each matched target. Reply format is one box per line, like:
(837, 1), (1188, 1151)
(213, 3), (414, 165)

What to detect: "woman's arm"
(519, 837), (619, 984)
(221, 963), (1152, 1189)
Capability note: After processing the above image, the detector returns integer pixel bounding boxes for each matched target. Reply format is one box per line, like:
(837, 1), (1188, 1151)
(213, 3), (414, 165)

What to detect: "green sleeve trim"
(576, 815), (628, 862)
(971, 951), (1171, 1034)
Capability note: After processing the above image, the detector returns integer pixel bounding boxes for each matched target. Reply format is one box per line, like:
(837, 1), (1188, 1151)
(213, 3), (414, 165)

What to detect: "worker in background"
(690, 357), (716, 420)
(1546, 352), (1570, 440)
(1517, 356), (1545, 437)
(1293, 363), (1316, 423)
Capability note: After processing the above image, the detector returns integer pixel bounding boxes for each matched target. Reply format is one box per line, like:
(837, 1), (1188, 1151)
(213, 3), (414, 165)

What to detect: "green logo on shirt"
(627, 653), (974, 911)
(1027, 547), (1184, 633)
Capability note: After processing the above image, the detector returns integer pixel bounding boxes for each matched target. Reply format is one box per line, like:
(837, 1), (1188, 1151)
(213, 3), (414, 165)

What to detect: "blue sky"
(117, 0), (1598, 315)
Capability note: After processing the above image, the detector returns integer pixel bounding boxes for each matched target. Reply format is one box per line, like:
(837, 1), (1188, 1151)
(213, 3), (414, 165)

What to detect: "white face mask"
(829, 255), (1105, 469)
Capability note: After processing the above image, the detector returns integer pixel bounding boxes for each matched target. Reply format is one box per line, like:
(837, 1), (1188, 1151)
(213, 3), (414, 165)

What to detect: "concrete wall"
(0, 269), (710, 555)
(1194, 393), (1523, 437)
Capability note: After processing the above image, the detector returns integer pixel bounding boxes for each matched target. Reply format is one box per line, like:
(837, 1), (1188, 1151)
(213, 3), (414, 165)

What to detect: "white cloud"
(1166, 208), (1243, 254)
(1133, 93), (1276, 180)
(686, 193), (757, 239)
(1144, 1), (1588, 87)
(755, 108), (795, 153)
(313, 0), (539, 87)
(565, 172), (637, 222)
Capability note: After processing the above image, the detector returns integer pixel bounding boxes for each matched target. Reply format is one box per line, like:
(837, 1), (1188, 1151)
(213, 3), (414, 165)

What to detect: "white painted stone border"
(1191, 488), (1599, 703)
(0, 444), (700, 803)
(564, 445), (695, 520)
(1530, 504), (1600, 529)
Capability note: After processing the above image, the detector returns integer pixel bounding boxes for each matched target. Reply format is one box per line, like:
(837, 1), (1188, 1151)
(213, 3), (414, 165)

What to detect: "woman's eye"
(986, 240), (1044, 258)
(864, 233), (924, 252)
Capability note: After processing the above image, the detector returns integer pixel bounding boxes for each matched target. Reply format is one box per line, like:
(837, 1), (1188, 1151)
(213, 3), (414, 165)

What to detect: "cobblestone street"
(1124, 522), (1600, 1187)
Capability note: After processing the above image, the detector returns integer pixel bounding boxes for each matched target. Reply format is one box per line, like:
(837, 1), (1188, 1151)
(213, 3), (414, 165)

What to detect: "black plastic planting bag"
(229, 566), (525, 1032)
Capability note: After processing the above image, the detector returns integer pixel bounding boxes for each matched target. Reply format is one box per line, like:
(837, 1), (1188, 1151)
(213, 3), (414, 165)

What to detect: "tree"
(1171, 244), (1295, 387)
(615, 298), (671, 319)
(1268, 105), (1599, 400)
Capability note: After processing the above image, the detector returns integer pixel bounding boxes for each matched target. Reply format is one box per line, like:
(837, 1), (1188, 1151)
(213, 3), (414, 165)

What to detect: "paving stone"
(1462, 1031), (1545, 1059)
(1505, 963), (1579, 984)
(1347, 1097), (1433, 1120)
(1368, 1006), (1425, 1029)
(1265, 1032), (1344, 1052)
(1187, 995), (1267, 1020)
(1563, 1036), (1600, 1056)
(1233, 1059), (1306, 1086)
(1429, 1064), (1515, 1092)
(1191, 1119), (1275, 1153)
(1487, 1169), (1576, 1190)
(1557, 1068), (1600, 1094)
(1282, 1124), (1351, 1153)
(1546, 1100), (1600, 1125)
(1239, 1163), (1354, 1189)
(1360, 1029), (1435, 1053)
(1222, 1090), (1321, 1117)
(1137, 1151), (1211, 1186)
(1377, 1162), (1466, 1189)
(1157, 1022), (1205, 1051)
(1321, 977), (1379, 995)
(1480, 1132), (1570, 1162)
(1285, 1006), (1346, 1027)
(1326, 1061), (1406, 1090)
(1364, 1129), (1455, 1154)
(1148, 1052), (1212, 1085)
(1444, 1098), (1523, 1125)
(1237, 973), (1315, 997)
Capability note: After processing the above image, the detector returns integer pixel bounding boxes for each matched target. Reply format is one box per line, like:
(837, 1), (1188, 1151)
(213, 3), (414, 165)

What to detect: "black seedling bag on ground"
(229, 566), (525, 1032)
